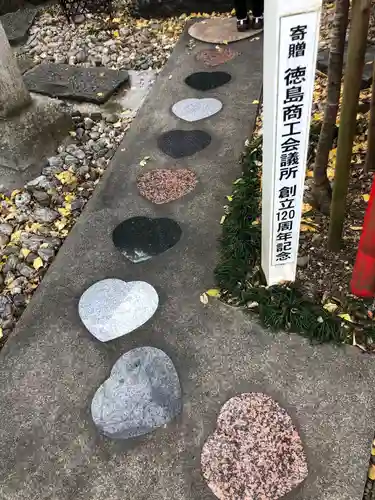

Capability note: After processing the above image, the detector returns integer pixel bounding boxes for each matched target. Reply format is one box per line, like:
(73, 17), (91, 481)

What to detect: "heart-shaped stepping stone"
(172, 98), (222, 123)
(185, 71), (231, 91)
(157, 130), (211, 159)
(112, 216), (181, 263)
(78, 279), (158, 341)
(91, 347), (182, 439)
(195, 47), (240, 67)
(137, 168), (198, 204)
(201, 393), (308, 499)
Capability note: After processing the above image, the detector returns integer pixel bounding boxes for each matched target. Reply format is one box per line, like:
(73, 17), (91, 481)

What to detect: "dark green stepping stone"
(157, 129), (211, 159)
(184, 71), (231, 91)
(1, 4), (37, 45)
(23, 64), (129, 103)
(112, 216), (182, 263)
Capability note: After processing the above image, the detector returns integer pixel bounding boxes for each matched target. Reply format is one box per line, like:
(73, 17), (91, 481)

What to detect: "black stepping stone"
(157, 129), (211, 159)
(112, 216), (182, 263)
(1, 4), (37, 45)
(184, 71), (231, 91)
(23, 64), (129, 103)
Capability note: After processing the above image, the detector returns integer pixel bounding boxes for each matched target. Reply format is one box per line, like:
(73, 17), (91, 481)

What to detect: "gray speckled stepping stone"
(1, 5), (37, 45)
(172, 98), (222, 123)
(78, 279), (158, 341)
(158, 129), (211, 158)
(24, 64), (129, 103)
(113, 216), (182, 263)
(91, 347), (182, 439)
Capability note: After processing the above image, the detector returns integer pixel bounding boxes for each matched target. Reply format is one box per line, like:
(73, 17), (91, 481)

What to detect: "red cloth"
(351, 175), (375, 297)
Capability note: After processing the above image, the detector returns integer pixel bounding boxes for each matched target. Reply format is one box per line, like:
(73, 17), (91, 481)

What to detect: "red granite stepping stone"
(195, 47), (240, 67)
(201, 393), (308, 500)
(137, 168), (197, 204)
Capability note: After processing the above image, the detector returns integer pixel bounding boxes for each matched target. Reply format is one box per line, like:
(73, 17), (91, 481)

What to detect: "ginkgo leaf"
(220, 215), (226, 224)
(226, 195), (233, 202)
(10, 230), (21, 242)
(369, 465), (375, 481)
(300, 224), (317, 232)
(306, 170), (314, 178)
(56, 171), (76, 185)
(350, 226), (363, 231)
(363, 194), (370, 202)
(338, 313), (353, 322)
(200, 292), (208, 305)
(33, 257), (43, 270)
(323, 302), (338, 313)
(302, 203), (313, 213)
(58, 207), (71, 217)
(113, 30), (120, 38)
(21, 248), (30, 258)
(0, 327), (3, 339)
(206, 288), (220, 297)
(252, 100), (259, 104)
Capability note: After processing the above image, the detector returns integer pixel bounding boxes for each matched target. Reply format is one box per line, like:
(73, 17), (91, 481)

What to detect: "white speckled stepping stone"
(172, 98), (222, 123)
(78, 279), (158, 342)
(91, 347), (182, 439)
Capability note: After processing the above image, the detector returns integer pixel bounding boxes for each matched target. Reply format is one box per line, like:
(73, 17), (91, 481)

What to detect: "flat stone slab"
(24, 64), (129, 103)
(15, 52), (38, 74)
(317, 43), (375, 89)
(188, 18), (262, 44)
(91, 347), (182, 439)
(112, 216), (182, 262)
(78, 279), (159, 341)
(172, 98), (222, 122)
(0, 5), (36, 45)
(201, 393), (308, 499)
(157, 129), (212, 158)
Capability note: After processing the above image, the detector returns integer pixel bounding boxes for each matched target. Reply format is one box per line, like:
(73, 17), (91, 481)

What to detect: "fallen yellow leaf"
(226, 195), (233, 202)
(58, 207), (71, 217)
(323, 302), (338, 313)
(10, 230), (21, 243)
(338, 313), (353, 322)
(200, 292), (208, 305)
(350, 226), (363, 231)
(220, 215), (226, 224)
(302, 203), (313, 214)
(306, 170), (314, 178)
(363, 194), (370, 202)
(21, 248), (30, 258)
(252, 100), (259, 105)
(56, 171), (76, 185)
(0, 327), (3, 339)
(33, 257), (43, 270)
(300, 224), (317, 232)
(206, 289), (220, 297)
(369, 464), (375, 480)
(113, 30), (119, 38)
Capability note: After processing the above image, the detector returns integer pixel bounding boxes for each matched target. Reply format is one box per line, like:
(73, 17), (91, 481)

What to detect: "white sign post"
(262, 0), (322, 285)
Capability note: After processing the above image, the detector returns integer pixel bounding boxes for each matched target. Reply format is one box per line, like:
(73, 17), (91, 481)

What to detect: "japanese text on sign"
(272, 14), (317, 266)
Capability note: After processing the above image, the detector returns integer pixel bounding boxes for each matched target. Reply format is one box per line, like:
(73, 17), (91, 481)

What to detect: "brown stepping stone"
(188, 18), (262, 44)
(201, 393), (308, 500)
(196, 47), (240, 67)
(137, 168), (197, 204)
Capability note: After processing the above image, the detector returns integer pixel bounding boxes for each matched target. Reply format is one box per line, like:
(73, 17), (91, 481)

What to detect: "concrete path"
(0, 26), (374, 500)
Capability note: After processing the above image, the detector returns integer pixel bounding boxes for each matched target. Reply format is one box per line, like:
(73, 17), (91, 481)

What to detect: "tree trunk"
(328, 0), (371, 251)
(365, 61), (375, 172)
(312, 0), (349, 215)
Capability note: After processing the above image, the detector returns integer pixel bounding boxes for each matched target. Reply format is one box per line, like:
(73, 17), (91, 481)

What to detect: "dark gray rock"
(317, 43), (375, 89)
(91, 347), (182, 439)
(24, 64), (130, 103)
(0, 4), (37, 45)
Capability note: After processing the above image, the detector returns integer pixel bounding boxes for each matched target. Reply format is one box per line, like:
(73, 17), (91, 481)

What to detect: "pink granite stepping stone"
(189, 18), (262, 44)
(201, 393), (308, 500)
(195, 47), (240, 67)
